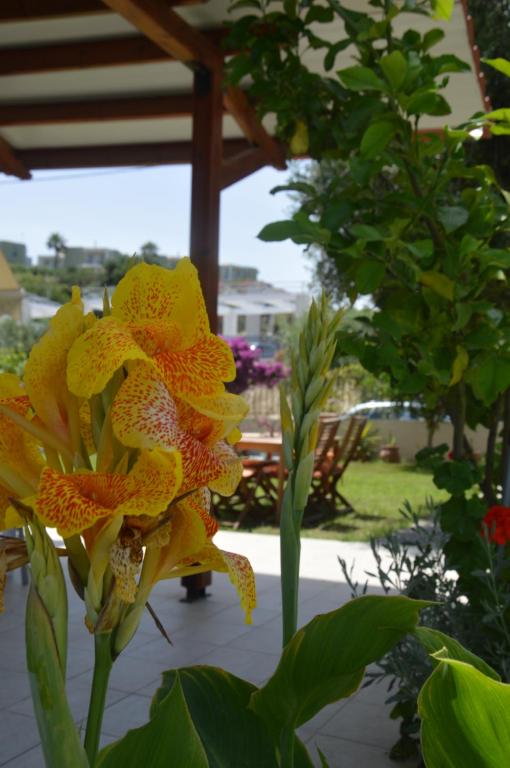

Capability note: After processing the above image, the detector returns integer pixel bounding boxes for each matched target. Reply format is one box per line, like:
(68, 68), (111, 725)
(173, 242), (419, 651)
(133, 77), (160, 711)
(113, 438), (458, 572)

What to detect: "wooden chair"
(235, 414), (344, 525)
(306, 416), (367, 521)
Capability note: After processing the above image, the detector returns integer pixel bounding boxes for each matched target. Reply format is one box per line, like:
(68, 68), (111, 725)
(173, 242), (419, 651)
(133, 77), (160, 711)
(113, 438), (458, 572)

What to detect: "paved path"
(0, 532), (418, 767)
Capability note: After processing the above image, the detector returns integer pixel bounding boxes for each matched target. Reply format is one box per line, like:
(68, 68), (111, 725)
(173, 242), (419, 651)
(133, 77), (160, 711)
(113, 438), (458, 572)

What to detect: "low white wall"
(367, 419), (488, 461)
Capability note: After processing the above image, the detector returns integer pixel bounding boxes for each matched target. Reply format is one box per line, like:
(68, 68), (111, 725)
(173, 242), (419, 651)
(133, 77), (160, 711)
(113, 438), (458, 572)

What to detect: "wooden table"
(236, 434), (285, 520)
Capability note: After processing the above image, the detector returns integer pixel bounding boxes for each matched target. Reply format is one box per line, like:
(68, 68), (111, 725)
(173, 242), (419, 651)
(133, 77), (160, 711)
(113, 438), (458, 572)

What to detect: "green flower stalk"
(279, 294), (342, 648)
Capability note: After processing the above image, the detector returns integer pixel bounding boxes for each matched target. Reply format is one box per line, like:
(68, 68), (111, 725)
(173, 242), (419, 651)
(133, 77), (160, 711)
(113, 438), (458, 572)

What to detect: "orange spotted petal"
(36, 449), (182, 537)
(111, 258), (209, 346)
(208, 442), (243, 497)
(176, 394), (248, 445)
(153, 333), (236, 405)
(111, 365), (241, 494)
(24, 288), (91, 442)
(177, 542), (256, 624)
(152, 491), (211, 582)
(0, 376), (43, 488)
(67, 316), (149, 399)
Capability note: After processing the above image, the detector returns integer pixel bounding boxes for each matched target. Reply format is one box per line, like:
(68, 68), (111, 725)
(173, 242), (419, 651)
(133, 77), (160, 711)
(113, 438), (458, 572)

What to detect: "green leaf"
(431, 0), (454, 21)
(26, 585), (88, 768)
(414, 627), (500, 681)
(355, 261), (385, 294)
(450, 345), (468, 386)
(250, 596), (429, 741)
(99, 668), (298, 768)
(422, 28), (445, 52)
(467, 354), (510, 406)
(380, 51), (407, 90)
(407, 91), (451, 116)
(419, 659), (510, 767)
(482, 57), (510, 78)
(351, 224), (385, 241)
(433, 460), (474, 495)
(437, 205), (469, 233)
(419, 271), (454, 300)
(360, 119), (396, 158)
(258, 220), (301, 242)
(337, 66), (387, 92)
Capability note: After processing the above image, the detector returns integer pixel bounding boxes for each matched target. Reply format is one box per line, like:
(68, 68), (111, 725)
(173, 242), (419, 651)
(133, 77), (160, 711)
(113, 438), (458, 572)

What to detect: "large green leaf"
(419, 659), (510, 767)
(482, 57), (510, 78)
(466, 354), (510, 405)
(413, 627), (500, 681)
(250, 596), (429, 740)
(99, 666), (312, 768)
(337, 66), (387, 92)
(360, 119), (396, 159)
(380, 51), (407, 90)
(431, 0), (454, 20)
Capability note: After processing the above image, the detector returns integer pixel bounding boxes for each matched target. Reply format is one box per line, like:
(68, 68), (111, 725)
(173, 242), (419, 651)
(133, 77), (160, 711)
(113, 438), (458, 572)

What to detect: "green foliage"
(98, 596), (428, 768)
(419, 658), (510, 767)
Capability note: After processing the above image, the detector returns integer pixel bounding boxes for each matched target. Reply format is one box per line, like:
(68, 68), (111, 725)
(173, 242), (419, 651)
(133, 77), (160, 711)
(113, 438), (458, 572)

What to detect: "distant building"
(218, 281), (309, 354)
(0, 240), (28, 267)
(64, 246), (124, 269)
(0, 251), (24, 320)
(220, 264), (258, 283)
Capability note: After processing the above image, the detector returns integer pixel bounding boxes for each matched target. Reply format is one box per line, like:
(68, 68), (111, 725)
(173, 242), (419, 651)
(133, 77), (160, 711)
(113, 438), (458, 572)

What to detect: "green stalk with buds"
(279, 294), (342, 648)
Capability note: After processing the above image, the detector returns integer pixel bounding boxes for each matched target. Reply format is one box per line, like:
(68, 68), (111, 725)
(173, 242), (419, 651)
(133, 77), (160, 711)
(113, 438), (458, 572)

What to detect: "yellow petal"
(24, 288), (91, 442)
(0, 380), (44, 488)
(152, 491), (210, 582)
(111, 365), (242, 494)
(153, 334), (236, 403)
(178, 542), (256, 624)
(111, 258), (209, 346)
(67, 316), (149, 399)
(36, 449), (182, 537)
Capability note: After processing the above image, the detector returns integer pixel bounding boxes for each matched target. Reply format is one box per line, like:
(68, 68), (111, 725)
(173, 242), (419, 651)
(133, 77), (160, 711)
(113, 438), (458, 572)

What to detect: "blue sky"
(0, 162), (312, 290)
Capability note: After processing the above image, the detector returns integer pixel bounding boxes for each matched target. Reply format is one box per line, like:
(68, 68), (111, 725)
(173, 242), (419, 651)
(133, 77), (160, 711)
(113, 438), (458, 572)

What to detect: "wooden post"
(182, 62), (222, 600)
(189, 63), (222, 331)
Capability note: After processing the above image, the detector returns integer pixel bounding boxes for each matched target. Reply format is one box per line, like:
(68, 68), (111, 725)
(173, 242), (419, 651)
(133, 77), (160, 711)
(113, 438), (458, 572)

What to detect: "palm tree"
(46, 232), (67, 269)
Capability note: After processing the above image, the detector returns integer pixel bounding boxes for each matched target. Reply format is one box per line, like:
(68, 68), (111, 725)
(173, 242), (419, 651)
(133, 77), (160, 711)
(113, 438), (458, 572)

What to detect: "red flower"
(482, 506), (510, 545)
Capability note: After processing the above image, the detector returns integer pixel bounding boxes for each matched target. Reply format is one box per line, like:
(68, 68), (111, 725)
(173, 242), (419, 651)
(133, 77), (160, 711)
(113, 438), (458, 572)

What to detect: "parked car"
(343, 400), (422, 421)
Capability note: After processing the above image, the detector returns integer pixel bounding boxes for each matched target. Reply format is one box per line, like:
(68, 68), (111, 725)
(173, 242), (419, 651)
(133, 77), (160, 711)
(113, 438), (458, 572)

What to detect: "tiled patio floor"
(0, 532), (418, 767)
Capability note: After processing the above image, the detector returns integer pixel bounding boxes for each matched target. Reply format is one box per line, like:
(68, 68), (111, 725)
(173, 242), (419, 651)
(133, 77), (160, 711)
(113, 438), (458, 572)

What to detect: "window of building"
(237, 315), (247, 333)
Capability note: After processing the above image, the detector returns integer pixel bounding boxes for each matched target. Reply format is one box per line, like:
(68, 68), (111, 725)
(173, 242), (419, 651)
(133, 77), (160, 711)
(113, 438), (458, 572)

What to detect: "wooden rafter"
(0, 136), (31, 180)
(17, 138), (250, 170)
(0, 94), (198, 126)
(0, 0), (203, 22)
(0, 31), (227, 77)
(220, 146), (268, 190)
(224, 87), (286, 170)
(100, 0), (222, 69)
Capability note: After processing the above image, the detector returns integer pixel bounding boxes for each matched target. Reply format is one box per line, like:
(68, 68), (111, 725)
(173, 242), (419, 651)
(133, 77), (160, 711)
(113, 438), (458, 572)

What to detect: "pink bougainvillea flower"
(67, 259), (237, 421)
(482, 505), (510, 546)
(35, 448), (182, 538)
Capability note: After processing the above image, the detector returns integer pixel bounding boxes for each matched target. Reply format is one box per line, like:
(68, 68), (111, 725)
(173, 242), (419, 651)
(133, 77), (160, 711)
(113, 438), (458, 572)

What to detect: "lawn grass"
(221, 461), (447, 542)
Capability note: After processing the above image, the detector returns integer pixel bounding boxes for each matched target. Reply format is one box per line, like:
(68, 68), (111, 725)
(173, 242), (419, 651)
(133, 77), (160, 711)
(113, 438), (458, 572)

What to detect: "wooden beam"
(224, 87), (286, 170)
(190, 64), (223, 328)
(220, 147), (268, 189)
(17, 138), (250, 170)
(100, 0), (222, 69)
(0, 94), (196, 126)
(0, 136), (31, 180)
(0, 30), (227, 77)
(0, 0), (204, 22)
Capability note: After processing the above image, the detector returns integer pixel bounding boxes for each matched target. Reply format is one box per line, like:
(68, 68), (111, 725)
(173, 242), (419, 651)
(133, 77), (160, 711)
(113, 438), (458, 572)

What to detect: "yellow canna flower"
(24, 287), (95, 451)
(0, 374), (44, 530)
(67, 259), (237, 422)
(110, 361), (246, 496)
(35, 448), (182, 538)
(149, 489), (256, 624)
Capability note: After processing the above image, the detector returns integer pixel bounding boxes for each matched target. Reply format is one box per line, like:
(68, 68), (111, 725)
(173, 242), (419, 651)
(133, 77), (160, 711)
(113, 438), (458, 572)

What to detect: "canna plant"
(1, 259), (509, 767)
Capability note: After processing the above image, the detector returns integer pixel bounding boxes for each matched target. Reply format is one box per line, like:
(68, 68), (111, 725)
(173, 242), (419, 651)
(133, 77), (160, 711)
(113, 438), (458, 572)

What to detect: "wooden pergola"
(0, 0), (488, 330)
